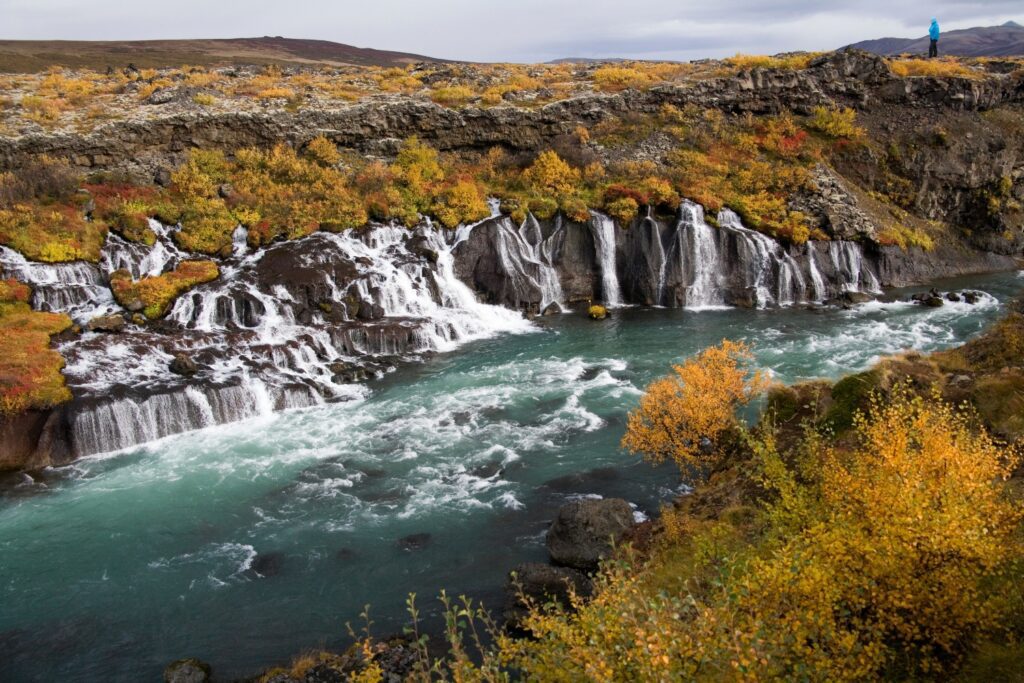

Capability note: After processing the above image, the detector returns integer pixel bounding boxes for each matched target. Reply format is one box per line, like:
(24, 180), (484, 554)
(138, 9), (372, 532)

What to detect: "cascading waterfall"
(491, 214), (565, 311)
(47, 218), (533, 457)
(589, 212), (623, 307)
(717, 208), (806, 307)
(5, 200), (891, 459)
(829, 241), (881, 293)
(0, 245), (117, 323)
(806, 243), (827, 302)
(676, 201), (725, 309)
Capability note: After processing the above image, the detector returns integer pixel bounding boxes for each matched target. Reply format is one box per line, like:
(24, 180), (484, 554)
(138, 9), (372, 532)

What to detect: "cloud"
(0, 0), (1020, 62)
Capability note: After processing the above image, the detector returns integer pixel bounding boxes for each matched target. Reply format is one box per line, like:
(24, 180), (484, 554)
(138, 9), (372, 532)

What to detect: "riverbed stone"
(163, 658), (211, 683)
(397, 532), (431, 551)
(169, 353), (199, 377)
(85, 313), (126, 333)
(546, 498), (635, 571)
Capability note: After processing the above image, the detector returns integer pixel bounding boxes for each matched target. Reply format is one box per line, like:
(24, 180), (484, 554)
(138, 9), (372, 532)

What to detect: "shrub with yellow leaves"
(622, 340), (766, 476)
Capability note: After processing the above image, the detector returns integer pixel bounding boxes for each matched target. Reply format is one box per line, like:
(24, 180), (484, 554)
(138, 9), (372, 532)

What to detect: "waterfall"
(0, 245), (117, 323)
(491, 214), (565, 311)
(806, 243), (827, 301)
(50, 219), (535, 457)
(3, 201), (892, 459)
(829, 241), (881, 293)
(589, 212), (622, 307)
(675, 201), (725, 309)
(717, 209), (805, 307)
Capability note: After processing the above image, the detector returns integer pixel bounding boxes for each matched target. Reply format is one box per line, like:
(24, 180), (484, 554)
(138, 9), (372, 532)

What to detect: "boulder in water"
(85, 313), (125, 333)
(546, 498), (635, 571)
(169, 353), (199, 377)
(504, 562), (593, 626)
(163, 658), (211, 683)
(249, 552), (285, 578)
(841, 291), (874, 305)
(542, 302), (563, 316)
(397, 533), (431, 551)
(964, 291), (981, 304)
(923, 295), (945, 308)
(946, 291), (962, 303)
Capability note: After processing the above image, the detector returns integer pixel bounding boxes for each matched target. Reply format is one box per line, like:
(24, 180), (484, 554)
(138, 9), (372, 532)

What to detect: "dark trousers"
(929, 39), (938, 58)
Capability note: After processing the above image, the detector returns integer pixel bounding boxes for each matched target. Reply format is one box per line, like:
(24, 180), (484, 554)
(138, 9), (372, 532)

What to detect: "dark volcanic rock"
(397, 532), (432, 551)
(249, 552), (285, 578)
(546, 498), (635, 571)
(163, 658), (211, 683)
(542, 302), (563, 316)
(504, 562), (593, 626)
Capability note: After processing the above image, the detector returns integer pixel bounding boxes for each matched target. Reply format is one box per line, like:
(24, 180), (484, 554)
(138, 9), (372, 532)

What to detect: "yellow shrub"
(304, 136), (342, 167)
(808, 106), (864, 139)
(592, 65), (655, 92)
(890, 58), (980, 79)
(523, 150), (580, 196)
(257, 87), (296, 100)
(430, 85), (475, 106)
(622, 340), (766, 475)
(110, 260), (220, 319)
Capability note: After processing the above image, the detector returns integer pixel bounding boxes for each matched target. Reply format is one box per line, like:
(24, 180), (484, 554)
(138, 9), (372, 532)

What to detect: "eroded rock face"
(546, 498), (635, 571)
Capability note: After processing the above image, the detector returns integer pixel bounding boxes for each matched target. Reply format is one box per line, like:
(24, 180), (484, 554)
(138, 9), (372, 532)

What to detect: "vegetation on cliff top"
(0, 278), (72, 414)
(0, 102), (879, 263)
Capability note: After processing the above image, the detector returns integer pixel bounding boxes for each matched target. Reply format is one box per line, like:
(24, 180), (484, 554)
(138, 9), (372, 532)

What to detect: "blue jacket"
(929, 19), (940, 40)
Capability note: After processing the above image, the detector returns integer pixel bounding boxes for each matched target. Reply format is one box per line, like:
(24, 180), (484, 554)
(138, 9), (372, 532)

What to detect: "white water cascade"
(47, 219), (533, 457)
(491, 214), (566, 311)
(589, 212), (623, 307)
(0, 245), (117, 323)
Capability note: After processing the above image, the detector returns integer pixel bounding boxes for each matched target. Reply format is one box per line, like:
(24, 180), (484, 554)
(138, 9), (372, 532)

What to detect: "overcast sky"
(1, 0), (1021, 62)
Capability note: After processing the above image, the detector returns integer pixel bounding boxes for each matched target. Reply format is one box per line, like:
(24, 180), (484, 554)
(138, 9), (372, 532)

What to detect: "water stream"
(1, 269), (1020, 682)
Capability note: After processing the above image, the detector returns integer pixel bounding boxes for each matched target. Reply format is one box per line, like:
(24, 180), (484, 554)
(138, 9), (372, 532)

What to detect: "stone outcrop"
(1, 51), (1021, 185)
(546, 498), (636, 571)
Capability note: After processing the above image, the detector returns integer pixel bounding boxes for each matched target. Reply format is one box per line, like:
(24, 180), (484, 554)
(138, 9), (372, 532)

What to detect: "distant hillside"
(847, 21), (1024, 57)
(0, 36), (450, 72)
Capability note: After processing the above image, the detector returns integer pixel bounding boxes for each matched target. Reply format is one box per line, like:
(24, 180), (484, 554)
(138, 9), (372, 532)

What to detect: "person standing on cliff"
(928, 18), (941, 58)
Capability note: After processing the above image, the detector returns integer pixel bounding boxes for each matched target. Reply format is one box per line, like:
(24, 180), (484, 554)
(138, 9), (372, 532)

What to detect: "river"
(1, 270), (1021, 681)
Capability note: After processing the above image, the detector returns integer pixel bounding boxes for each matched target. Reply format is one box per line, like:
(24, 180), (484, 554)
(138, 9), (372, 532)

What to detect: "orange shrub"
(110, 260), (220, 319)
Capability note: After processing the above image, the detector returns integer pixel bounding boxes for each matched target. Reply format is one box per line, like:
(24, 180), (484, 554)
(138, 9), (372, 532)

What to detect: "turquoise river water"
(1, 271), (1022, 681)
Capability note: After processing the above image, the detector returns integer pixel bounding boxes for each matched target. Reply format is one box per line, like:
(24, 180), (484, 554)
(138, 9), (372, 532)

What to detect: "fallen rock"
(964, 291), (981, 304)
(169, 353), (199, 377)
(923, 295), (945, 308)
(163, 658), (211, 683)
(546, 498), (635, 571)
(504, 562), (593, 626)
(86, 313), (125, 333)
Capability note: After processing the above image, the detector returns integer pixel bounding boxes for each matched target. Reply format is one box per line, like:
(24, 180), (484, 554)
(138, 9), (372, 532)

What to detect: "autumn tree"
(621, 340), (765, 475)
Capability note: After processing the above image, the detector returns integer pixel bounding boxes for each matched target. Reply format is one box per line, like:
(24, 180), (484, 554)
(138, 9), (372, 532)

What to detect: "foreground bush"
(336, 339), (1024, 682)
